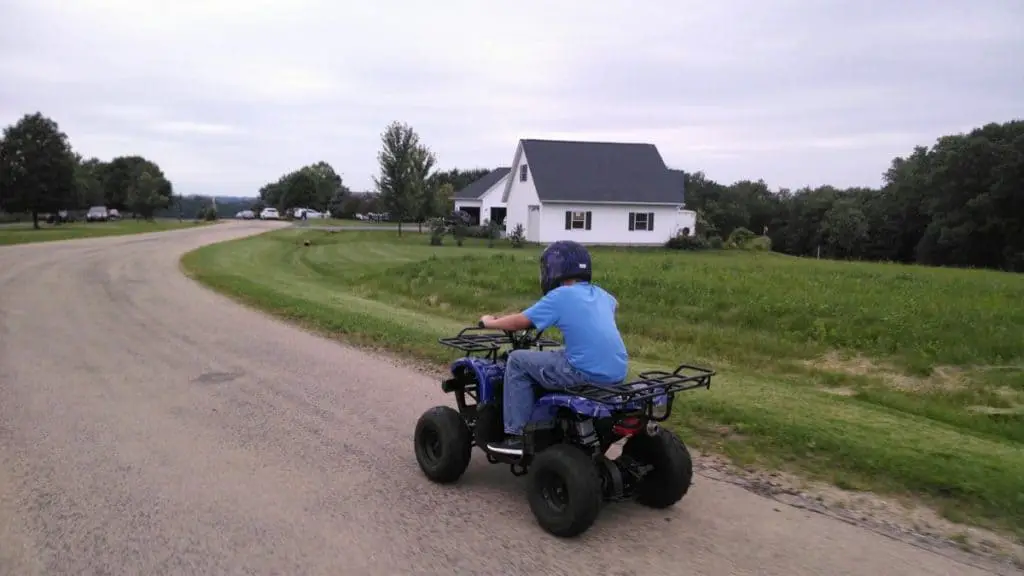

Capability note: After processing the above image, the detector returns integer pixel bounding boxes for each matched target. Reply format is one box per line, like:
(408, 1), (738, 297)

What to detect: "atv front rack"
(564, 364), (715, 406)
(438, 327), (561, 353)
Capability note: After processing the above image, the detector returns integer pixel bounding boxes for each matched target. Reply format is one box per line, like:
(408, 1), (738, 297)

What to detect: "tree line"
(7, 109), (1019, 273)
(0, 112), (177, 228)
(681, 119), (1023, 272)
(256, 121), (491, 231)
(262, 117), (1022, 272)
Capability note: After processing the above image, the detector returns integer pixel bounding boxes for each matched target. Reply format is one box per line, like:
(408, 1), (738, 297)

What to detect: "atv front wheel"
(414, 406), (473, 483)
(622, 428), (693, 508)
(526, 444), (602, 537)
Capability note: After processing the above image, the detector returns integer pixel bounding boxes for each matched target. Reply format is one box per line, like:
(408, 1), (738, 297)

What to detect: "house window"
(628, 211), (655, 231)
(519, 164), (528, 182)
(564, 210), (592, 230)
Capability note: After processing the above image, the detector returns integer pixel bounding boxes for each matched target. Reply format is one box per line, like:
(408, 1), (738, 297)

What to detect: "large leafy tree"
(74, 155), (109, 209)
(373, 121), (436, 236)
(258, 161), (349, 215)
(102, 155), (173, 218)
(126, 167), (173, 219)
(102, 155), (172, 213)
(0, 112), (78, 228)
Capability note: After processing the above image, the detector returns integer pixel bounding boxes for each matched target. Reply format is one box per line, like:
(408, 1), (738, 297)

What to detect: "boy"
(478, 240), (628, 456)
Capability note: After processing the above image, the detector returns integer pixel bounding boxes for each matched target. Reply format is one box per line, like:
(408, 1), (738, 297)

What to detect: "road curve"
(0, 222), (1003, 576)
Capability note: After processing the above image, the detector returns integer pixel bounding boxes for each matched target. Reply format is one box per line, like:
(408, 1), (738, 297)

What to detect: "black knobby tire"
(622, 429), (693, 509)
(414, 406), (473, 484)
(526, 444), (603, 538)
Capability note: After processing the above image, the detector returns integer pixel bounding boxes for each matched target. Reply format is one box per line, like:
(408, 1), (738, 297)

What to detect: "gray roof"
(519, 139), (684, 205)
(452, 167), (510, 200)
(668, 169), (687, 204)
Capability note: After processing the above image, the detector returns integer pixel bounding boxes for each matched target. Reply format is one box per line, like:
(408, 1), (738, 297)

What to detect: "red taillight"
(612, 417), (642, 437)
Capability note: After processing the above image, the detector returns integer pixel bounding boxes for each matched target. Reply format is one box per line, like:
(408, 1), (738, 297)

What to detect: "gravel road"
(0, 221), (1002, 575)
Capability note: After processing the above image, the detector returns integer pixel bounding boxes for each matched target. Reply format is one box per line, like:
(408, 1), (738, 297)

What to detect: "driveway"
(0, 221), (1001, 575)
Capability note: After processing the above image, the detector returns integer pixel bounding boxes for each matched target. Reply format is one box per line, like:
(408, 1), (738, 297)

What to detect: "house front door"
(527, 205), (540, 242)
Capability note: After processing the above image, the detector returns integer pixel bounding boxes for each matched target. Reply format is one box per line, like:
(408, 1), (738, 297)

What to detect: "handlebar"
(474, 320), (547, 349)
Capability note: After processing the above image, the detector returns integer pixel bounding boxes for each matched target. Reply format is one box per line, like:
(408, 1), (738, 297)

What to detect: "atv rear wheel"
(622, 428), (693, 509)
(526, 444), (602, 537)
(414, 406), (473, 484)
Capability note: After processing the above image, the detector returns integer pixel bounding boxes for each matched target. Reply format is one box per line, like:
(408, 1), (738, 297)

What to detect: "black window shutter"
(584, 211), (592, 230)
(628, 212), (635, 230)
(565, 211), (571, 230)
(648, 212), (655, 230)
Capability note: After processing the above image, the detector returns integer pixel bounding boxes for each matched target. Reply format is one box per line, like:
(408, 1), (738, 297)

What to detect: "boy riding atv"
(478, 240), (629, 456)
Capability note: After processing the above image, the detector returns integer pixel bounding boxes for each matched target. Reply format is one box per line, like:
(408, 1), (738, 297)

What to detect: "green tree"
(0, 112), (78, 229)
(126, 167), (172, 219)
(428, 167), (492, 193)
(411, 146), (440, 232)
(820, 194), (870, 259)
(74, 155), (108, 209)
(302, 161), (346, 210)
(102, 155), (172, 214)
(257, 161), (349, 216)
(373, 121), (435, 236)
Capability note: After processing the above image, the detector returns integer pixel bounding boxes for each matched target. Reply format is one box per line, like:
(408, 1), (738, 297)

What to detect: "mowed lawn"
(0, 219), (208, 246)
(182, 229), (1024, 535)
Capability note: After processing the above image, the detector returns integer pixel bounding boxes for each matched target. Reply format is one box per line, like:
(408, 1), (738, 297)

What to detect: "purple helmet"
(539, 240), (592, 295)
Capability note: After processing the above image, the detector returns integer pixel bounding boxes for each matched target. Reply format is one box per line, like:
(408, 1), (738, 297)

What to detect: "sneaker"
(487, 436), (524, 456)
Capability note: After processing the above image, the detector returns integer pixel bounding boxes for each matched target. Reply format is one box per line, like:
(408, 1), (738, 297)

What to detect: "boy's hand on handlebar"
(478, 314), (497, 329)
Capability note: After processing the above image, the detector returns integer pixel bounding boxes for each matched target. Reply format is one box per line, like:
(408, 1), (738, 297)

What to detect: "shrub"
(452, 218), (467, 246)
(724, 227), (772, 251)
(746, 235), (772, 251)
(508, 223), (526, 248)
(463, 225), (491, 239)
(708, 235), (724, 249)
(428, 217), (445, 246)
(200, 206), (218, 221)
(665, 232), (709, 251)
(485, 219), (501, 248)
(727, 227), (756, 247)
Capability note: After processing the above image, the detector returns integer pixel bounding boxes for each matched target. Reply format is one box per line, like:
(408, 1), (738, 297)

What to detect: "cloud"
(0, 0), (1021, 196)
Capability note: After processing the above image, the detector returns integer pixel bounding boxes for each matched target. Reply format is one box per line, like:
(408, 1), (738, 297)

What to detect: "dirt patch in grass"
(808, 352), (968, 392)
(818, 386), (858, 396)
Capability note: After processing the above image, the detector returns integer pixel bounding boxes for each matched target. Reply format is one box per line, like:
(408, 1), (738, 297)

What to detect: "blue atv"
(413, 324), (715, 538)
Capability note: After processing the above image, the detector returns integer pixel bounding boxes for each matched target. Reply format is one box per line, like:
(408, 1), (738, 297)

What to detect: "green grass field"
(181, 229), (1024, 536)
(0, 219), (209, 246)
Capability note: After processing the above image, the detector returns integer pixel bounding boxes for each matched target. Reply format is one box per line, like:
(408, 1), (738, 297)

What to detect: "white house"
(489, 139), (696, 245)
(452, 167), (510, 227)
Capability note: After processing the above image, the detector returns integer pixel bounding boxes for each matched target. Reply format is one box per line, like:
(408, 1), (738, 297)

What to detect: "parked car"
(259, 207), (280, 220)
(292, 207), (327, 220)
(107, 208), (121, 220)
(235, 210), (255, 219)
(45, 210), (75, 224)
(85, 206), (109, 222)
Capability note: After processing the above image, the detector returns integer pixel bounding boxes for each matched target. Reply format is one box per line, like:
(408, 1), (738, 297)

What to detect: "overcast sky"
(1, 0), (1021, 197)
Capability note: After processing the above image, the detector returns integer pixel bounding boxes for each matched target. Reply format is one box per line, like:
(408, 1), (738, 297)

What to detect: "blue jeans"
(502, 349), (592, 435)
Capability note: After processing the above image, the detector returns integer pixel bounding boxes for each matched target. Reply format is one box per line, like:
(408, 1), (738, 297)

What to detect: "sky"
(1, 0), (1021, 197)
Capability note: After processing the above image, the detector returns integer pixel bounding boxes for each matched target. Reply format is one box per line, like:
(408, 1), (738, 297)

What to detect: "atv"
(413, 324), (715, 537)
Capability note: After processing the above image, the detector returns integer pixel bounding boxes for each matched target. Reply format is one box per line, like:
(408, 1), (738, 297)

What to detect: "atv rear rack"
(564, 364), (715, 406)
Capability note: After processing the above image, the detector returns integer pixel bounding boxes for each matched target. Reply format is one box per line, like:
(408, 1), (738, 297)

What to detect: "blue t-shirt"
(522, 282), (629, 384)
